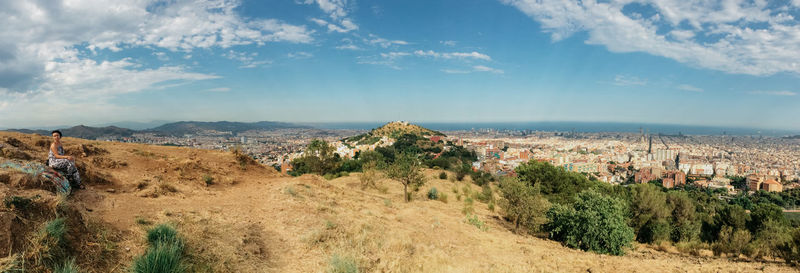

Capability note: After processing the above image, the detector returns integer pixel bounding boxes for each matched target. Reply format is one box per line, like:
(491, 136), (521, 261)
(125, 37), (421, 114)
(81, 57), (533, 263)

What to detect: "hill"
(5, 121), (312, 140)
(0, 131), (797, 272)
(345, 121), (445, 145)
(146, 121), (311, 136)
(7, 125), (136, 139)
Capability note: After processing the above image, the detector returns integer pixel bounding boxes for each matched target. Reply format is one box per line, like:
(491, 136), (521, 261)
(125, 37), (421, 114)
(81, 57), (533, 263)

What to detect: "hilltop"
(345, 121), (445, 146)
(0, 131), (797, 272)
(8, 125), (136, 139)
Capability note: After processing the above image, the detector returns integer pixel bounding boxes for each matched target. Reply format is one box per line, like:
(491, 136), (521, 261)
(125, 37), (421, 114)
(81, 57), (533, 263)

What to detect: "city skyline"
(1, 0), (800, 130)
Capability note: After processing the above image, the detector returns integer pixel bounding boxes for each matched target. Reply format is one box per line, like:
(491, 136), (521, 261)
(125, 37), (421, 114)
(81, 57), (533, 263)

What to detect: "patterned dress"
(48, 145), (81, 186)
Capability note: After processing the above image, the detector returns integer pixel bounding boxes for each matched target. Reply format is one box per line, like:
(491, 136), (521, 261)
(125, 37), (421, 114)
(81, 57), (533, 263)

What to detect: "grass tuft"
(327, 253), (359, 273)
(147, 224), (183, 248)
(31, 218), (68, 268)
(427, 187), (439, 200)
(131, 242), (186, 273)
(53, 258), (81, 273)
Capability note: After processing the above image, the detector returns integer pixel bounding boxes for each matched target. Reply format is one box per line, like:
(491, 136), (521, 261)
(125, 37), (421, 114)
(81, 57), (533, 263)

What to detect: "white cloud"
(441, 40), (457, 46)
(336, 44), (362, 50)
(303, 0), (358, 33)
(380, 52), (411, 60)
(0, 0), (312, 91)
(356, 57), (401, 70)
(472, 65), (504, 74)
(0, 0), (311, 126)
(309, 17), (357, 33)
(613, 75), (647, 86)
(206, 87), (231, 92)
(748, 90), (797, 96)
(443, 65), (504, 74)
(335, 38), (362, 50)
(303, 0), (349, 20)
(288, 51), (314, 59)
(0, 58), (218, 127)
(413, 50), (492, 61)
(223, 50), (271, 68)
(153, 52), (169, 61)
(442, 69), (471, 74)
(677, 84), (704, 92)
(502, 0), (800, 76)
(368, 35), (409, 48)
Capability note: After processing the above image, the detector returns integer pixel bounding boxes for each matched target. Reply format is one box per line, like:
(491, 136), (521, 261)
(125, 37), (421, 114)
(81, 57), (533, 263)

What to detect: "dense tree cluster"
(503, 160), (800, 260)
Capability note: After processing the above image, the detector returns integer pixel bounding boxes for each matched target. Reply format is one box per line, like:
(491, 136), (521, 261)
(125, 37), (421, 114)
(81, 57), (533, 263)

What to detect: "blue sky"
(1, 0), (799, 130)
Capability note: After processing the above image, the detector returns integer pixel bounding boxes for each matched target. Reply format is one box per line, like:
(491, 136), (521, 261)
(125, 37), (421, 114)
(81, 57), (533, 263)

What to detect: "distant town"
(79, 123), (800, 195)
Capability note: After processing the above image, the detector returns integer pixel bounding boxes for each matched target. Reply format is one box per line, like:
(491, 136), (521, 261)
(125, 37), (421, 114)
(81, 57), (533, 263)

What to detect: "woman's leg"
(66, 161), (82, 186)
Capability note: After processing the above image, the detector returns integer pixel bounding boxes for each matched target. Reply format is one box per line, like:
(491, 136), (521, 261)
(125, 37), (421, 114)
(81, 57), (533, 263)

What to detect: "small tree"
(667, 191), (699, 242)
(712, 225), (751, 256)
(499, 177), (551, 233)
(387, 152), (425, 202)
(292, 139), (341, 175)
(629, 184), (671, 243)
(360, 161), (381, 190)
(545, 190), (634, 256)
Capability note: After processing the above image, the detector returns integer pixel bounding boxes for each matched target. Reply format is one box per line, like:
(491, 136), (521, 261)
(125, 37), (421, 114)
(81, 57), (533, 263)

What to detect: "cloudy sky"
(1, 0), (799, 130)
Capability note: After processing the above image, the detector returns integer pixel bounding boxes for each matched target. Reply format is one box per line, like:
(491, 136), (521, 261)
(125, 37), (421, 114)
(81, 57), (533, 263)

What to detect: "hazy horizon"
(1, 1), (799, 130)
(5, 119), (800, 136)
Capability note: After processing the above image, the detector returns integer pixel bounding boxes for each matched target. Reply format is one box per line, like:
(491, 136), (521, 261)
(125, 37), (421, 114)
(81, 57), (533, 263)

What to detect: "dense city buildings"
(108, 126), (800, 194)
(444, 129), (800, 193)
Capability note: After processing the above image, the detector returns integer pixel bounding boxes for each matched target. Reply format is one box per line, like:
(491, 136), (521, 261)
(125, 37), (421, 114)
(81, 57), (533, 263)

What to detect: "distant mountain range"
(5, 121), (311, 139)
(8, 125), (136, 139)
(145, 121), (311, 136)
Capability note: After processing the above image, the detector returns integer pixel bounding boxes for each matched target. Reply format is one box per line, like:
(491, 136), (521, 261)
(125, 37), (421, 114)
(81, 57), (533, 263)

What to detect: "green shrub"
(439, 193), (449, 203)
(131, 243), (185, 273)
(427, 187), (439, 200)
(202, 174), (214, 186)
(638, 219), (672, 244)
(466, 214), (488, 231)
(54, 258), (81, 273)
(477, 184), (493, 203)
(629, 184), (670, 244)
(545, 190), (634, 256)
(327, 254), (358, 273)
(712, 225), (751, 256)
(34, 218), (68, 267)
(747, 219), (790, 259)
(778, 227), (800, 264)
(666, 191), (699, 242)
(499, 177), (551, 234)
(439, 172), (447, 180)
(147, 224), (182, 248)
(462, 197), (474, 215)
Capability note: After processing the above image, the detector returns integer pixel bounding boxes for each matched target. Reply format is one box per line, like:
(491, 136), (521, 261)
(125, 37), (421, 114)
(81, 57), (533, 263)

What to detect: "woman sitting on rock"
(48, 130), (83, 189)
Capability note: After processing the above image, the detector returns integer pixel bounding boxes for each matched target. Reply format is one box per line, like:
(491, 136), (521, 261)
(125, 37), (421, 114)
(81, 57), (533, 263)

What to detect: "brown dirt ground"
(2, 131), (799, 273)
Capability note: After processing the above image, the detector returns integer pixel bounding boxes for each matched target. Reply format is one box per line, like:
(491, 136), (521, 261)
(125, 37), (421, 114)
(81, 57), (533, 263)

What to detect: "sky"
(1, 0), (800, 130)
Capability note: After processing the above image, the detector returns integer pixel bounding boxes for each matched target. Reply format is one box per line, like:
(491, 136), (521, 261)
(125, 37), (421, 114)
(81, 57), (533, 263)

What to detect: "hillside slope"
(1, 131), (797, 272)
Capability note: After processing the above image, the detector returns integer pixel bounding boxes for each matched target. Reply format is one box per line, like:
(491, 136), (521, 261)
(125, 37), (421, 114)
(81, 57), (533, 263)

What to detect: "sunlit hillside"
(0, 131), (797, 272)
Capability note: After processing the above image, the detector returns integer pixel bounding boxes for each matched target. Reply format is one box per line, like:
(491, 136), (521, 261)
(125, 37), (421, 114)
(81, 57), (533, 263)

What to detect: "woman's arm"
(50, 143), (73, 160)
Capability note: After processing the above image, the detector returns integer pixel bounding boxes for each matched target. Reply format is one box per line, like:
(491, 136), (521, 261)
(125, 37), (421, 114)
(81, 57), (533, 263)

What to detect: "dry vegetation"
(1, 131), (799, 272)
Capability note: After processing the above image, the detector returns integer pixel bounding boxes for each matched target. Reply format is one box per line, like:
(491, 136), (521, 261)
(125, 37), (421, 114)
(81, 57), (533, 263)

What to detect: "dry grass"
(2, 131), (798, 273)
